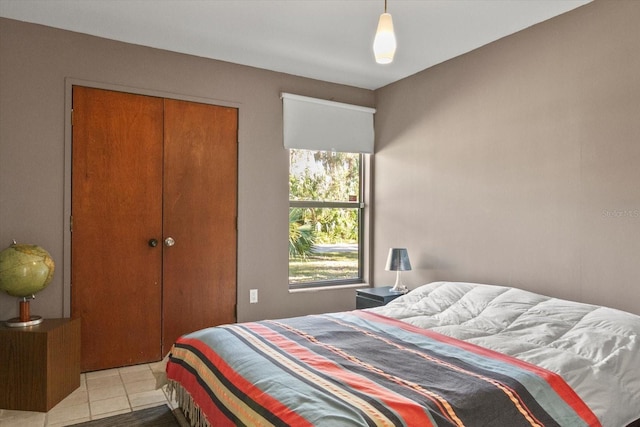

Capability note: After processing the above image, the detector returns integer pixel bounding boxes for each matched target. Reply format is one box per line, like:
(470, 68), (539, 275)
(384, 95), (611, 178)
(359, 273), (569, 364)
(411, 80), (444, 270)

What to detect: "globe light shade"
(373, 12), (396, 64)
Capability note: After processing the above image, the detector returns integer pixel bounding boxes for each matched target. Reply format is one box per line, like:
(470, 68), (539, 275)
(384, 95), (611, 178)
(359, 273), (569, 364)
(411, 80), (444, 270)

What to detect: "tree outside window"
(289, 149), (363, 288)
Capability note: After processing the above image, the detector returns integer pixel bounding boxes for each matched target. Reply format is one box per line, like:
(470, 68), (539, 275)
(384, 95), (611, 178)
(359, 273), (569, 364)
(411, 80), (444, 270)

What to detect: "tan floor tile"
(85, 368), (119, 380)
(45, 403), (90, 426)
(0, 363), (168, 426)
(86, 375), (123, 390)
(1, 421), (44, 427)
(129, 389), (167, 409)
(55, 388), (88, 408)
(45, 417), (91, 427)
(0, 410), (45, 427)
(124, 378), (158, 394)
(88, 384), (126, 402)
(90, 395), (130, 416)
(89, 407), (130, 420)
(120, 368), (155, 384)
(46, 418), (90, 427)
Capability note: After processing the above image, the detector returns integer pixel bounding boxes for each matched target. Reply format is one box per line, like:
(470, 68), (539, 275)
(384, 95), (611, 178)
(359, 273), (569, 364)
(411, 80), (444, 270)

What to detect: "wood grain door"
(72, 87), (238, 371)
(162, 99), (238, 355)
(71, 87), (164, 371)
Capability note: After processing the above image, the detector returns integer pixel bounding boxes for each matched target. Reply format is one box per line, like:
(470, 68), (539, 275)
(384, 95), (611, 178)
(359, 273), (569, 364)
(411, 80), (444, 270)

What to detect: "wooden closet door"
(162, 99), (238, 355)
(71, 87), (164, 371)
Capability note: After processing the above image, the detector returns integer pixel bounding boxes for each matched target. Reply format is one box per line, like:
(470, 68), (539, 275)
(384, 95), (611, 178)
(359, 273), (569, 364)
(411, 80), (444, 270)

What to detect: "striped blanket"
(166, 311), (599, 426)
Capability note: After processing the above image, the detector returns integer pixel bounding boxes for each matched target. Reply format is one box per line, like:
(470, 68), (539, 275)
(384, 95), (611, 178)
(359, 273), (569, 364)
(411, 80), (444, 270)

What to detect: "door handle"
(164, 237), (176, 247)
(148, 239), (158, 247)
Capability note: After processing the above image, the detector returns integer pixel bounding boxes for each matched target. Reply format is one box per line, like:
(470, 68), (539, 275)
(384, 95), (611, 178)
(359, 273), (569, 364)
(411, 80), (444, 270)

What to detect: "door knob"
(148, 239), (158, 247)
(164, 237), (176, 247)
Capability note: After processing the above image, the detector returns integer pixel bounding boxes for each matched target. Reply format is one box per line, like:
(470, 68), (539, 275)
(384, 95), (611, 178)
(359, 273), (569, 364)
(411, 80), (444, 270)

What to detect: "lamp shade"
(373, 12), (396, 64)
(385, 248), (411, 271)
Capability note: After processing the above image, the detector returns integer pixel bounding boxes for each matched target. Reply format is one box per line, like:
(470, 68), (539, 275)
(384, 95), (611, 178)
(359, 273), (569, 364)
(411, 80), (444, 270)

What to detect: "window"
(281, 92), (375, 289)
(289, 149), (364, 288)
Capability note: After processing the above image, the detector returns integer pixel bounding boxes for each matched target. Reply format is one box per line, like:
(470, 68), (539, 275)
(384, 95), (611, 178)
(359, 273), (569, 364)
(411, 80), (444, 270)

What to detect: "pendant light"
(373, 0), (396, 64)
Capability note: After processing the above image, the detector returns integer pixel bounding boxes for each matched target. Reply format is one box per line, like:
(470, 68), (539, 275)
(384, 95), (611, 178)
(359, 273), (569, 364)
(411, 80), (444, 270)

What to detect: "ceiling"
(0, 0), (590, 90)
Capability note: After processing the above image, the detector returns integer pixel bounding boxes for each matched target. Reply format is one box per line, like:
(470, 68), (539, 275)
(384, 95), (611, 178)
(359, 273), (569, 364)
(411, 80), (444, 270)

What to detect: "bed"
(166, 281), (640, 426)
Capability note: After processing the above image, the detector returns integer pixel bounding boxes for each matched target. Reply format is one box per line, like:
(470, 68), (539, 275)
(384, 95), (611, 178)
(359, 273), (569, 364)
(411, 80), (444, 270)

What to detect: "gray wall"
(2, 0), (639, 324)
(0, 17), (373, 322)
(373, 0), (640, 315)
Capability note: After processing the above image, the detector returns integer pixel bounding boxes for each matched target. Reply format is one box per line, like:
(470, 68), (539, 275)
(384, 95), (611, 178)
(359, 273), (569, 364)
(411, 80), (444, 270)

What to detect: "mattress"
(371, 281), (640, 426)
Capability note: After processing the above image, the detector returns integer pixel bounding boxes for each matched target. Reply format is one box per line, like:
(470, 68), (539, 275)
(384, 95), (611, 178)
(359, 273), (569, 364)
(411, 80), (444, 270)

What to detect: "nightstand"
(356, 286), (405, 309)
(0, 318), (81, 412)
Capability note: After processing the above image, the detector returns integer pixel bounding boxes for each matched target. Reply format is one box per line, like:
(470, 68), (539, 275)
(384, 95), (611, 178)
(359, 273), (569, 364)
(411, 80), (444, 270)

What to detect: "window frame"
(288, 151), (368, 290)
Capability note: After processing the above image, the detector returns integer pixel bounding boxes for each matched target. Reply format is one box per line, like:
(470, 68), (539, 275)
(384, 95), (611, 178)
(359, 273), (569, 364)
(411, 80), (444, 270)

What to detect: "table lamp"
(385, 248), (411, 293)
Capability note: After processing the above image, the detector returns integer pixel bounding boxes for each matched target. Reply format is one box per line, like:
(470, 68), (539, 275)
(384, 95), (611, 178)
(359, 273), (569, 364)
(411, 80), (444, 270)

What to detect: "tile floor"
(0, 361), (177, 427)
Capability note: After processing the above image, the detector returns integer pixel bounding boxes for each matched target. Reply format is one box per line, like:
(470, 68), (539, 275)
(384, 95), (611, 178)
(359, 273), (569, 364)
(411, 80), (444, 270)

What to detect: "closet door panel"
(71, 87), (164, 371)
(162, 99), (238, 354)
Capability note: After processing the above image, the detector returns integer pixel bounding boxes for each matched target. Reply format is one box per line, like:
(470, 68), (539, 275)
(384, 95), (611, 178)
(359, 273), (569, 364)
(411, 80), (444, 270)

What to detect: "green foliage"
(289, 150), (360, 247)
(289, 208), (315, 258)
(289, 150), (360, 202)
(310, 208), (358, 243)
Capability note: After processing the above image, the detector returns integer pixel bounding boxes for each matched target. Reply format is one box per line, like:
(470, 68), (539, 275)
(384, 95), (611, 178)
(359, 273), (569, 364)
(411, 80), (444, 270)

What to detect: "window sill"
(288, 283), (368, 293)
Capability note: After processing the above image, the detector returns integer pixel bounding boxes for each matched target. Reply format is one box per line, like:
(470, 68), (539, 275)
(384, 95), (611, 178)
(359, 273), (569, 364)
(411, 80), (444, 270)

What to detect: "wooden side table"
(0, 318), (81, 412)
(356, 286), (406, 309)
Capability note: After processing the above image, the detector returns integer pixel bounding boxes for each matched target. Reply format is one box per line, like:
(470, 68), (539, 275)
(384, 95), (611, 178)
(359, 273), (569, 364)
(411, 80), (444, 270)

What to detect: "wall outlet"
(249, 289), (258, 304)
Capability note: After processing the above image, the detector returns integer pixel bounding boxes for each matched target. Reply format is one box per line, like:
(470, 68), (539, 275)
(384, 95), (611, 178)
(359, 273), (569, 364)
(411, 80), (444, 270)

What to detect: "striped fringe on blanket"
(167, 380), (211, 427)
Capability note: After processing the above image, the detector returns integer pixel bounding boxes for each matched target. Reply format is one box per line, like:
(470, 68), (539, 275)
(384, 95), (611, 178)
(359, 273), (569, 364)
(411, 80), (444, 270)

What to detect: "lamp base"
(389, 271), (408, 294)
(5, 316), (44, 328)
(389, 285), (408, 294)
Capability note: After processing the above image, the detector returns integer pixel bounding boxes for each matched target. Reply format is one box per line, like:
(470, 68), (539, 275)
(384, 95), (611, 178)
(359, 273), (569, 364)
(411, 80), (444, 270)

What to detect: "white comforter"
(371, 282), (640, 427)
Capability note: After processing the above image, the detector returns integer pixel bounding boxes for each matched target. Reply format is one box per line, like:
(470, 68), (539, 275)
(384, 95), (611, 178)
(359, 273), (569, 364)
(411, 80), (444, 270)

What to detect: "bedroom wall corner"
(372, 0), (640, 315)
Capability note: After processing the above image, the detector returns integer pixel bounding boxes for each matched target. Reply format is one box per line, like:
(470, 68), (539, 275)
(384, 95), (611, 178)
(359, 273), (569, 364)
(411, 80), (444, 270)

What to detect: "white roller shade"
(282, 93), (376, 153)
